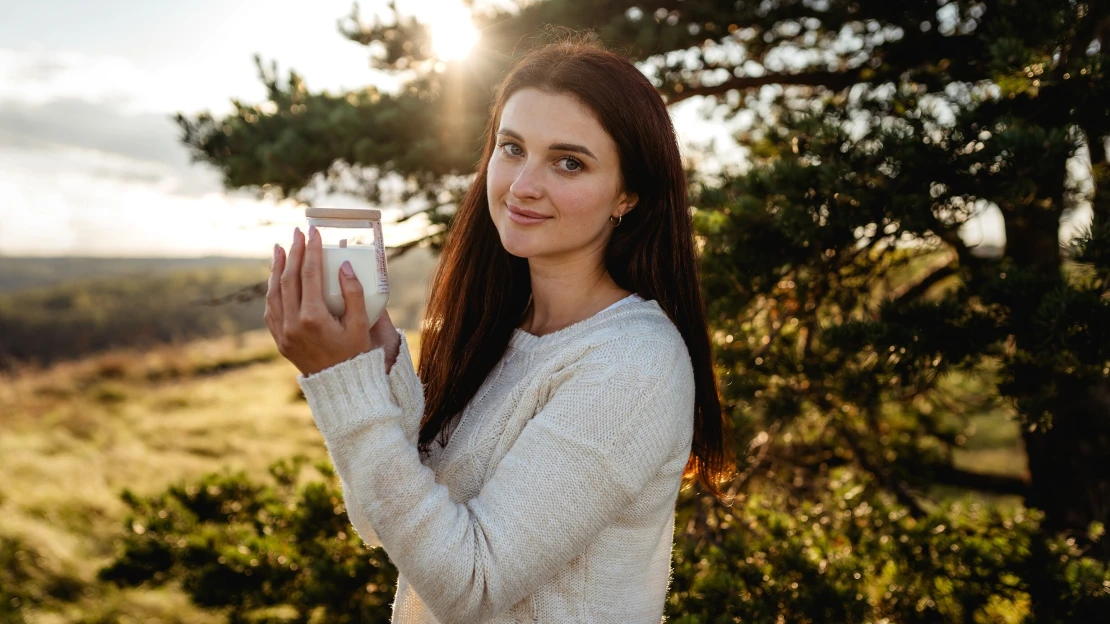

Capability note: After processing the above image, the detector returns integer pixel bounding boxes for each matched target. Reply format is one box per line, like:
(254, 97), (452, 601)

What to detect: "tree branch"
(1053, 1), (1104, 82)
(1083, 124), (1109, 226)
(385, 229), (443, 259)
(193, 281), (268, 306)
(1087, 129), (1108, 171)
(833, 417), (929, 518)
(396, 203), (454, 224)
(932, 465), (1031, 498)
(666, 69), (865, 105)
(664, 33), (983, 104)
(890, 262), (958, 305)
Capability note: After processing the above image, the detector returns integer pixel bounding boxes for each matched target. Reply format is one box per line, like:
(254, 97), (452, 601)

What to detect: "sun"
(425, 4), (480, 61)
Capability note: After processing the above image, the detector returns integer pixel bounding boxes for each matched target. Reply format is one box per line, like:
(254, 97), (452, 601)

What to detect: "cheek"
(486, 160), (511, 203)
(549, 182), (609, 225)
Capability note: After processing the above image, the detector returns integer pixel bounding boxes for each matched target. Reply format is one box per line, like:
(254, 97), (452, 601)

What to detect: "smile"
(507, 205), (551, 225)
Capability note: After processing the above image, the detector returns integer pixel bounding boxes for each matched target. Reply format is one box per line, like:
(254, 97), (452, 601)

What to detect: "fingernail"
(308, 224), (318, 240)
(273, 243), (279, 260)
(340, 261), (355, 277)
(294, 227), (301, 241)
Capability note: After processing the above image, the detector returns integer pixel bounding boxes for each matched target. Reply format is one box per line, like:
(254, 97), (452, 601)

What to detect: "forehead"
(498, 88), (616, 153)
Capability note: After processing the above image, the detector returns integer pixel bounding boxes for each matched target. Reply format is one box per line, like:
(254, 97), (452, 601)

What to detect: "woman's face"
(487, 88), (636, 261)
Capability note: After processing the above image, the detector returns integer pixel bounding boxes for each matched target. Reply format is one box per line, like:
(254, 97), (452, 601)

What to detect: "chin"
(499, 234), (540, 259)
(491, 216), (534, 258)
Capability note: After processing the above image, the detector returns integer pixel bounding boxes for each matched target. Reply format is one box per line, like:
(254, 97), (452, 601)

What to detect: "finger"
(370, 306), (393, 334)
(338, 260), (370, 332)
(265, 243), (286, 331)
(369, 306), (398, 345)
(281, 227), (304, 323)
(300, 225), (328, 315)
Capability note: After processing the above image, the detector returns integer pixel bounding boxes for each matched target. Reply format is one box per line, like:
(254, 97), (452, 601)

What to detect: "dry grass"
(1, 327), (423, 622)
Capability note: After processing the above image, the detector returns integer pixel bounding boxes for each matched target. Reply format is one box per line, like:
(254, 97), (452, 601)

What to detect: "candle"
(321, 244), (390, 321)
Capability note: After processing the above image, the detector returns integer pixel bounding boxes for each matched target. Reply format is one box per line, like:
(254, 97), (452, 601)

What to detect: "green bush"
(101, 459), (1108, 623)
(99, 456), (397, 624)
(667, 472), (1109, 623)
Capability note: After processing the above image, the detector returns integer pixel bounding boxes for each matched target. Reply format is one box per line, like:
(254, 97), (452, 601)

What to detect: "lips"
(507, 205), (550, 219)
(507, 204), (551, 225)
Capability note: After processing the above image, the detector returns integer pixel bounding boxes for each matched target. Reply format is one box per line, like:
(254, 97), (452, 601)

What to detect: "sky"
(0, 0), (1084, 259)
(0, 0), (740, 258)
(0, 0), (458, 258)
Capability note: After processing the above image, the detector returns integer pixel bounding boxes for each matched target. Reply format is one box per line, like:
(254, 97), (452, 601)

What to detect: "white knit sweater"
(297, 297), (696, 623)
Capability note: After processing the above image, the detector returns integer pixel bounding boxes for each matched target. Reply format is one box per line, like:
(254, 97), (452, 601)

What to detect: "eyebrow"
(496, 128), (598, 161)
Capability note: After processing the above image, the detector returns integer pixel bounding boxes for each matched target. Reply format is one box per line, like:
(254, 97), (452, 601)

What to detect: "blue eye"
(559, 157), (583, 172)
(498, 141), (523, 156)
(496, 140), (584, 173)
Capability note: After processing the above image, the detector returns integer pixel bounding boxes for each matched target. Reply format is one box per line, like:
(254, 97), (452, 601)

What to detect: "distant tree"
(163, 0), (1110, 620)
(0, 264), (271, 369)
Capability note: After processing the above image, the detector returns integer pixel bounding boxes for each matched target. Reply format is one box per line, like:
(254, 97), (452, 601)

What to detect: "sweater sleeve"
(318, 328), (425, 549)
(296, 334), (695, 624)
(386, 329), (426, 447)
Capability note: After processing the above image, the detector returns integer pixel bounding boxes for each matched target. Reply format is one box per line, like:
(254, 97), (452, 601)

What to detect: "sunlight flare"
(425, 3), (480, 61)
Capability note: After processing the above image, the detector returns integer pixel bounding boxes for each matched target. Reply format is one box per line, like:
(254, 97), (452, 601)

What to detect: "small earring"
(609, 214), (622, 226)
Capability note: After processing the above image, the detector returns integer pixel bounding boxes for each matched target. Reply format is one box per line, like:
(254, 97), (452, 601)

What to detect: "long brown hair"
(417, 34), (735, 499)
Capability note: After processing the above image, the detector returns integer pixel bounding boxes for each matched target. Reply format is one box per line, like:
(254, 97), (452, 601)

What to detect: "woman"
(266, 35), (734, 623)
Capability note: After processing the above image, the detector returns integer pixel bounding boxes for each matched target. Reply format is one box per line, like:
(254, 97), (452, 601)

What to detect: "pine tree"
(156, 1), (1110, 620)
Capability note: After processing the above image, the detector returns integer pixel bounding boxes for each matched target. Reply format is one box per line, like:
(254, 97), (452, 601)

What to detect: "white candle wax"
(321, 244), (390, 320)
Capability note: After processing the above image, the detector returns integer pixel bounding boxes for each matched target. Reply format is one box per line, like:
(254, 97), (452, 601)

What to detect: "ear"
(617, 191), (639, 216)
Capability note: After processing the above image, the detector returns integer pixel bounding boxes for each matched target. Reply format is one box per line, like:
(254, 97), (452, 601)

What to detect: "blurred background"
(1, 1), (1108, 622)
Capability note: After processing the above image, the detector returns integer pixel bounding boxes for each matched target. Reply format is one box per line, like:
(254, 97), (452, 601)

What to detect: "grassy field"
(0, 252), (434, 622)
(0, 248), (1030, 622)
(0, 248), (436, 372)
(0, 324), (1026, 622)
(1, 327), (422, 623)
(0, 257), (272, 295)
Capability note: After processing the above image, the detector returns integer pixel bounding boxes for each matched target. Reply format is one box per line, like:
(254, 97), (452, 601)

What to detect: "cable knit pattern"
(297, 298), (696, 623)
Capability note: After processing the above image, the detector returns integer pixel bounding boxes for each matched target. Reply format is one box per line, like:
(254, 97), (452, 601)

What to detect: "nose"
(508, 158), (543, 200)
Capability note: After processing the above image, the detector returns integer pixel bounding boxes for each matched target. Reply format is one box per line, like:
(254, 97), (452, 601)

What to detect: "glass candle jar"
(304, 207), (390, 322)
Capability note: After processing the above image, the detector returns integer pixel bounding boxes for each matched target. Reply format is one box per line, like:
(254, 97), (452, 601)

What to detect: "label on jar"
(371, 219), (390, 294)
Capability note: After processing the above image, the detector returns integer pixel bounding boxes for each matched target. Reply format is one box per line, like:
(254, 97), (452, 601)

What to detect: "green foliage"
(99, 456), (397, 624)
(1, 534), (84, 623)
(161, 0), (1110, 620)
(99, 461), (1109, 623)
(667, 473), (1109, 623)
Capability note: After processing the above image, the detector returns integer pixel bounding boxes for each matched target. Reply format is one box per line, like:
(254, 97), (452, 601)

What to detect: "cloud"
(0, 97), (192, 167)
(0, 178), (80, 252)
(0, 47), (261, 256)
(0, 149), (303, 258)
(0, 43), (431, 257)
(0, 46), (228, 113)
(0, 149), (425, 258)
(0, 97), (229, 200)
(0, 47), (153, 110)
(0, 46), (227, 200)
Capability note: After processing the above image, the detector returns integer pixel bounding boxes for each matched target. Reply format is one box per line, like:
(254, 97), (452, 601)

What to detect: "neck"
(522, 254), (631, 337)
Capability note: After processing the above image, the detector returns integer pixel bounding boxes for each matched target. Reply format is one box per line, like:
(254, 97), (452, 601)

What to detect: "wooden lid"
(305, 207), (381, 220)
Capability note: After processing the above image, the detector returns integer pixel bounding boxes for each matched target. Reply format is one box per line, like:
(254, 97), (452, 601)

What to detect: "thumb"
(338, 261), (369, 330)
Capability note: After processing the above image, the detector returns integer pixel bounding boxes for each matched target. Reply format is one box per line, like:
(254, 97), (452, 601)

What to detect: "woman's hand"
(265, 226), (401, 376)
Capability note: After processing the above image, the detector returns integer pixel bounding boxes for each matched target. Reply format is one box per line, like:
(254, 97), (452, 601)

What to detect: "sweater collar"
(508, 297), (661, 353)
